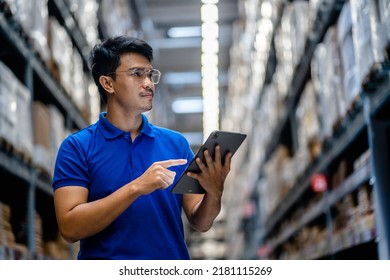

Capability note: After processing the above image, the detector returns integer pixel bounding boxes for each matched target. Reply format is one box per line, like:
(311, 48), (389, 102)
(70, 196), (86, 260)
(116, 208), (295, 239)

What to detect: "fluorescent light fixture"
(201, 4), (219, 22)
(162, 71), (202, 85)
(261, 1), (273, 19)
(201, 52), (218, 66)
(182, 132), (203, 146)
(201, 0), (219, 4)
(201, 2), (220, 139)
(202, 38), (219, 53)
(201, 22), (219, 38)
(171, 97), (203, 114)
(167, 26), (201, 38)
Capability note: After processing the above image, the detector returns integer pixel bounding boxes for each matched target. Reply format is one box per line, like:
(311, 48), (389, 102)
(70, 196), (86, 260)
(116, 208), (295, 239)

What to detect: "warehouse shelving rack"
(0, 0), (90, 259)
(362, 69), (390, 259)
(236, 0), (390, 260)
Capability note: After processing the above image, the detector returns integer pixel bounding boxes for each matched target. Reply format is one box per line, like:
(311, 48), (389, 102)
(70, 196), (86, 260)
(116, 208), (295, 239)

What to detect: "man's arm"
(54, 159), (187, 242)
(183, 145), (232, 232)
(54, 183), (143, 243)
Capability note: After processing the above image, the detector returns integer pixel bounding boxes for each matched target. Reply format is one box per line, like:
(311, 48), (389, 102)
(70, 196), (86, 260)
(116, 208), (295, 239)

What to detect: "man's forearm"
(189, 194), (222, 232)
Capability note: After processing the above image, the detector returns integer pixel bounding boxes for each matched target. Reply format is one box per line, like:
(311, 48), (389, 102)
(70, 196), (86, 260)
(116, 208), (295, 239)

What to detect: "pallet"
(332, 117), (344, 136)
(362, 60), (390, 93)
(36, 166), (52, 180)
(0, 137), (33, 165)
(308, 136), (323, 162)
(328, 94), (362, 144)
(345, 95), (362, 117)
(14, 148), (33, 166)
(0, 137), (13, 153)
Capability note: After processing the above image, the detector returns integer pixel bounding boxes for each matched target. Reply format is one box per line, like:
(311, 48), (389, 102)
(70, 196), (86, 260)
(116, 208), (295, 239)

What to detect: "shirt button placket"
(124, 133), (135, 179)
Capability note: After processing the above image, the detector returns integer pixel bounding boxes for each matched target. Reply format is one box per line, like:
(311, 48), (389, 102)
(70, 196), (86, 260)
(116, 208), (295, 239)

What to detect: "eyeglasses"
(107, 67), (161, 84)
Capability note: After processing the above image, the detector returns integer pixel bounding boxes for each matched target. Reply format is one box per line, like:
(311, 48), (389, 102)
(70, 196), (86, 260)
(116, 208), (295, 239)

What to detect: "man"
(52, 36), (232, 259)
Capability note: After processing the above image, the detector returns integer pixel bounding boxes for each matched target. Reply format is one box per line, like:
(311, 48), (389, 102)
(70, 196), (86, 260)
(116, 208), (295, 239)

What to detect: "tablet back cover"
(171, 130), (247, 194)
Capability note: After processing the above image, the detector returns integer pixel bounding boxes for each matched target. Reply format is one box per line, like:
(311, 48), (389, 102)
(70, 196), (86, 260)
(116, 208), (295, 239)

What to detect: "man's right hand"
(134, 159), (188, 194)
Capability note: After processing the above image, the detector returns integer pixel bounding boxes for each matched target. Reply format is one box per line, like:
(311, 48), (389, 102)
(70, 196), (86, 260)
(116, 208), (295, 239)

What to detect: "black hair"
(89, 36), (154, 103)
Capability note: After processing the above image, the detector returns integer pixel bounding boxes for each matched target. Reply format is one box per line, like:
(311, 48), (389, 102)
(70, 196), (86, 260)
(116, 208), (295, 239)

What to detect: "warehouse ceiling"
(104, 0), (241, 150)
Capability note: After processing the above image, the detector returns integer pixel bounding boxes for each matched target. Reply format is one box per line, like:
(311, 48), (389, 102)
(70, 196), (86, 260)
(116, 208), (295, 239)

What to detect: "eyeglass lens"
(107, 68), (161, 84)
(134, 68), (160, 84)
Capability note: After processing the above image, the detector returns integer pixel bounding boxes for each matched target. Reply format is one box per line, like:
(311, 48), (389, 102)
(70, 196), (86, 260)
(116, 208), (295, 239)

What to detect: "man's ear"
(99, 75), (114, 93)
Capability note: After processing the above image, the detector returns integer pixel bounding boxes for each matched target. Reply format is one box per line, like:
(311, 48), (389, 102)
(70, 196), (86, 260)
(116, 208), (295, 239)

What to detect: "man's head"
(89, 36), (154, 103)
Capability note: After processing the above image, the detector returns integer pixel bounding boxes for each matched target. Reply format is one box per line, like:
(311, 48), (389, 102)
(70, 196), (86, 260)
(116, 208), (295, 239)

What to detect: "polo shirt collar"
(139, 113), (155, 138)
(98, 112), (156, 140)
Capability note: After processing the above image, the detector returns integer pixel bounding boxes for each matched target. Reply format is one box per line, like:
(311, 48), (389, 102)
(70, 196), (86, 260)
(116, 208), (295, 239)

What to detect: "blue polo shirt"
(52, 112), (194, 259)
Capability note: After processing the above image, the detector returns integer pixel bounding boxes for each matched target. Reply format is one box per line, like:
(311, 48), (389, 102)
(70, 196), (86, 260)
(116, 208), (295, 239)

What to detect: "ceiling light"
(167, 26), (201, 38)
(201, 2), (220, 139)
(162, 72), (202, 85)
(201, 3), (219, 21)
(261, 1), (273, 19)
(201, 0), (219, 4)
(171, 97), (203, 114)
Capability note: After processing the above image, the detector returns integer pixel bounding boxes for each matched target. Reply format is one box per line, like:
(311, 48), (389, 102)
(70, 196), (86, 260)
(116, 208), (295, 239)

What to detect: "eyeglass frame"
(106, 67), (162, 84)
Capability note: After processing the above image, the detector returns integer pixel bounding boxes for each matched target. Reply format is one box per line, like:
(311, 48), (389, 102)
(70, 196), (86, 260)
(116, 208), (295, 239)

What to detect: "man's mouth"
(141, 92), (154, 98)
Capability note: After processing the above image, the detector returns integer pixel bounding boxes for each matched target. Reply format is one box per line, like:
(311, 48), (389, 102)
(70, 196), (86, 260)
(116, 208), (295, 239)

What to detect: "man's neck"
(105, 111), (143, 135)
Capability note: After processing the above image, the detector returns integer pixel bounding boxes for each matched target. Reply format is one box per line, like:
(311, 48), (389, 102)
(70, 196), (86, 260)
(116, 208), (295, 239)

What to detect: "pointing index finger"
(158, 159), (188, 168)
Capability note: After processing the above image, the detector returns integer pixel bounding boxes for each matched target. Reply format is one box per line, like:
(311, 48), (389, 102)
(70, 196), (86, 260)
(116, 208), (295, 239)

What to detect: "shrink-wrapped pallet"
(48, 105), (66, 171)
(32, 101), (51, 173)
(0, 61), (18, 147)
(3, 0), (49, 62)
(15, 82), (34, 161)
(337, 1), (361, 110)
(350, 0), (386, 85)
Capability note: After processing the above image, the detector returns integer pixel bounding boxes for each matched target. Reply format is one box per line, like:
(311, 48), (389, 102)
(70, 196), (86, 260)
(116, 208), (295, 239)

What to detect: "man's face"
(108, 52), (155, 114)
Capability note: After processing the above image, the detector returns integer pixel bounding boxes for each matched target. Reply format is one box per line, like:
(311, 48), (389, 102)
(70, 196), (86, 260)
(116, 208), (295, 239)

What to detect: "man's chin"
(142, 105), (153, 112)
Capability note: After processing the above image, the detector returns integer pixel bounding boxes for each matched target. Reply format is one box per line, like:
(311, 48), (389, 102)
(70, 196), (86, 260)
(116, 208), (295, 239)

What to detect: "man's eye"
(132, 69), (144, 77)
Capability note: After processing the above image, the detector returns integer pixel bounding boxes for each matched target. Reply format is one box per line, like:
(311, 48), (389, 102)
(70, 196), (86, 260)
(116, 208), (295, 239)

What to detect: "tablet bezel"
(171, 130), (247, 194)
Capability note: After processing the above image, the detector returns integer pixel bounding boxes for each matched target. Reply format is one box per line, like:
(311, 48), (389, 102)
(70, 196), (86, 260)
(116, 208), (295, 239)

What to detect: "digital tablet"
(171, 130), (247, 194)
